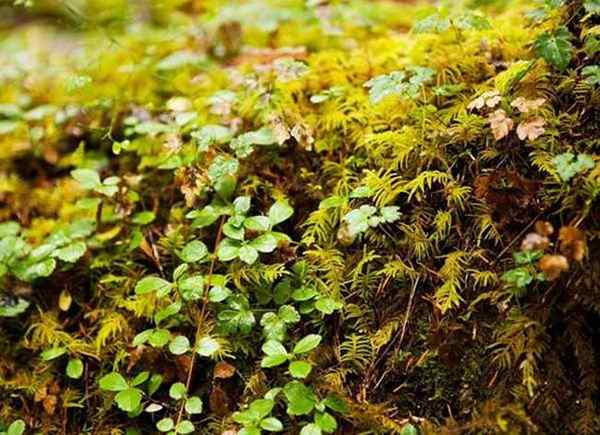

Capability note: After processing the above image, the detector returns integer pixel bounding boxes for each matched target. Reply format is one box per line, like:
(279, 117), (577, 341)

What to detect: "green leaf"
(169, 382), (187, 400)
(187, 205), (226, 228)
(154, 302), (181, 324)
(7, 420), (25, 435)
(157, 418), (174, 432)
(244, 216), (271, 232)
(582, 65), (600, 86)
(249, 234), (278, 253)
(379, 206), (401, 223)
(585, 0), (600, 14)
(289, 360), (312, 378)
(262, 354), (289, 368)
(179, 275), (204, 301)
(135, 276), (173, 295)
(412, 13), (450, 34)
(284, 381), (317, 415)
(234, 196), (251, 214)
(196, 336), (220, 357)
(14, 257), (56, 282)
(319, 196), (346, 209)
(132, 371), (149, 386)
(400, 423), (419, 435)
(41, 346), (67, 361)
(239, 245), (259, 265)
(292, 286), (318, 301)
(179, 240), (208, 263)
(251, 398), (275, 419)
(184, 396), (203, 414)
(260, 417), (283, 432)
(501, 267), (533, 288)
(71, 168), (101, 189)
(132, 329), (152, 346)
(278, 305), (300, 323)
(553, 152), (595, 182)
(115, 388), (142, 412)
(217, 238), (241, 261)
(0, 298), (30, 317)
(223, 221), (245, 240)
(148, 374), (163, 396)
(148, 329), (171, 348)
(176, 420), (195, 434)
(534, 27), (573, 71)
(293, 334), (322, 354)
(513, 250), (543, 265)
(315, 412), (338, 433)
(300, 423), (322, 435)
(343, 205), (377, 236)
(53, 241), (87, 263)
(208, 285), (231, 302)
(169, 335), (190, 355)
(268, 201), (294, 226)
(66, 358), (84, 379)
(132, 211), (156, 225)
(99, 372), (129, 392)
(323, 394), (348, 413)
(315, 297), (341, 315)
(0, 221), (20, 237)
(262, 340), (288, 356)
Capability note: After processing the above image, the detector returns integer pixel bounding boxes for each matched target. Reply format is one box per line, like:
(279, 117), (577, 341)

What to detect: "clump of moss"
(0, 0), (599, 434)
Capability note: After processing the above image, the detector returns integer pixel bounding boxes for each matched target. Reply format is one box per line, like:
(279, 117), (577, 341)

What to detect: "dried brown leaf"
(539, 255), (569, 281)
(488, 109), (514, 140)
(517, 117), (545, 141)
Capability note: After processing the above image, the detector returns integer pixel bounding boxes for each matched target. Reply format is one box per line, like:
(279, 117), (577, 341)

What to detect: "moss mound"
(1, 0), (600, 433)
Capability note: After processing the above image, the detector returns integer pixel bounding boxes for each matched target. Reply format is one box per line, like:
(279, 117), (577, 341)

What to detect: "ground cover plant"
(1, 0), (600, 433)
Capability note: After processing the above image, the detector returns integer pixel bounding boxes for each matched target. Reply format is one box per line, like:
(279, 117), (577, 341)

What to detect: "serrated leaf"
(534, 27), (573, 71)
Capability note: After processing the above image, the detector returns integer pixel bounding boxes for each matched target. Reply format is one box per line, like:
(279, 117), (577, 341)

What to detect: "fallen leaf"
(488, 109), (514, 140)
(209, 385), (231, 416)
(468, 90), (501, 110)
(521, 232), (550, 251)
(534, 220), (554, 237)
(517, 117), (545, 141)
(59, 290), (72, 311)
(538, 254), (569, 281)
(213, 361), (236, 379)
(43, 395), (57, 415)
(559, 226), (586, 261)
(511, 97), (545, 113)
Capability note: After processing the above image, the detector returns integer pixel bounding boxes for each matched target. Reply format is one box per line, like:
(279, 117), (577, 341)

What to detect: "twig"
(175, 217), (225, 427)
